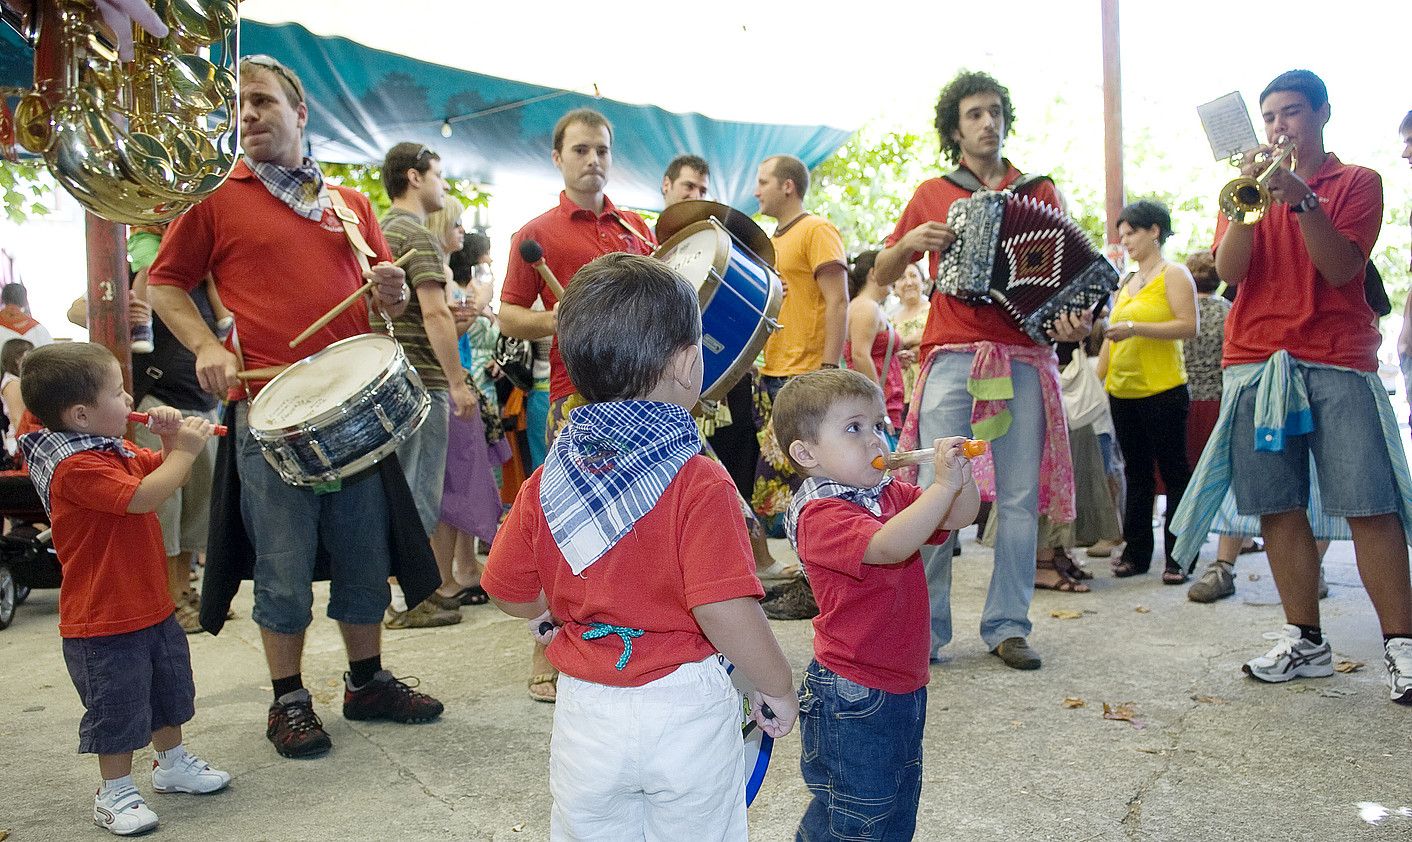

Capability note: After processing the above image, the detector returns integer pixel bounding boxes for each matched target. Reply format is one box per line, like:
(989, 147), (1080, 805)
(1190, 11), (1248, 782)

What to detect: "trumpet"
(1218, 136), (1296, 225)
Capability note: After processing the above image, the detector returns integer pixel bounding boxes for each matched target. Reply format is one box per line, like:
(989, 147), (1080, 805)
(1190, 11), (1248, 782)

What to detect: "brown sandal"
(528, 671), (558, 703)
(1035, 558), (1090, 593)
(1052, 550), (1093, 581)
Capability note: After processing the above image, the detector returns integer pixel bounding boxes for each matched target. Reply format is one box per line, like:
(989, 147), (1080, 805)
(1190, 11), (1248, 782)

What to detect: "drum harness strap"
(327, 188), (397, 338)
(583, 623), (645, 671)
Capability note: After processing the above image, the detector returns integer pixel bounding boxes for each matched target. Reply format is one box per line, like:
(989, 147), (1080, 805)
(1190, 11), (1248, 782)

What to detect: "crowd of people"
(5, 51), (1412, 840)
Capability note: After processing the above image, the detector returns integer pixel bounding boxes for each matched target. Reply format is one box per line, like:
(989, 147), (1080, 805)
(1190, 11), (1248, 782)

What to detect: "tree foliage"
(301, 162), (491, 221)
(0, 160), (53, 224)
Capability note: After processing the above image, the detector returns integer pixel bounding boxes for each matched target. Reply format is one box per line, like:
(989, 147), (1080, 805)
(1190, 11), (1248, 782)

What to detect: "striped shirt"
(379, 208), (450, 390)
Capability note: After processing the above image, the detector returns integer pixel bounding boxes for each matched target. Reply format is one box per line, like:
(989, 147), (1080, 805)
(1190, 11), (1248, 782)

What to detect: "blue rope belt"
(582, 622), (645, 671)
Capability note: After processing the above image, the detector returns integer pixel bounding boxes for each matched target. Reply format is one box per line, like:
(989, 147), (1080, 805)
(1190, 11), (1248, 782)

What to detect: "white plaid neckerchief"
(784, 475), (893, 551)
(246, 155), (332, 222)
(541, 400), (701, 575)
(20, 430), (136, 517)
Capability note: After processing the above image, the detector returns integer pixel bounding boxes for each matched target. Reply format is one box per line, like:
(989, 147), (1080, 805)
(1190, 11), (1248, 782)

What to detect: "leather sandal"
(1111, 559), (1150, 578)
(1052, 550), (1093, 581)
(528, 671), (558, 704)
(1035, 558), (1090, 593)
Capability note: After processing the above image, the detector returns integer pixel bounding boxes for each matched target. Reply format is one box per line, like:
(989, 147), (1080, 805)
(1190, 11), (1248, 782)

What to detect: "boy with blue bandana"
(19, 343), (228, 836)
(773, 368), (978, 840)
(482, 253), (797, 840)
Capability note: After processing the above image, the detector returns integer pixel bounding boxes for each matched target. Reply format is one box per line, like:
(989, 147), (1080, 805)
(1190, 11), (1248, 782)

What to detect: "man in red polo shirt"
(1208, 70), (1411, 703)
(876, 70), (1087, 672)
(498, 107), (655, 703)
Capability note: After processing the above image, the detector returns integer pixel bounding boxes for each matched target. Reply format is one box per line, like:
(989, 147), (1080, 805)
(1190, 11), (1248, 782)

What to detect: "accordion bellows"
(937, 191), (1118, 343)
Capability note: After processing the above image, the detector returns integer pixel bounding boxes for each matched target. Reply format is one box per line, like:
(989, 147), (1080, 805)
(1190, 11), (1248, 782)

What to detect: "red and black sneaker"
(343, 671), (444, 723)
(266, 691), (333, 758)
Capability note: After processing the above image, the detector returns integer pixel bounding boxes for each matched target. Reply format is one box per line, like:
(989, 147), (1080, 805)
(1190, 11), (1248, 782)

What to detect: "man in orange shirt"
(751, 154), (849, 620)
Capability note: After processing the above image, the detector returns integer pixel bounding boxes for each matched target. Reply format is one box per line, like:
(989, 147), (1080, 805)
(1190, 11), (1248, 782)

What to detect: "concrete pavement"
(1, 533), (1409, 841)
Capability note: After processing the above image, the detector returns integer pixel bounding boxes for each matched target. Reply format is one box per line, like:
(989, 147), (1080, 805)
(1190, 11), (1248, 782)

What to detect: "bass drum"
(654, 218), (782, 402)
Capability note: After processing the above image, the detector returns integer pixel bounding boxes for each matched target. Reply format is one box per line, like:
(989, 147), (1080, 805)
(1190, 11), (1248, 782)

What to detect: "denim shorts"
(62, 614), (195, 755)
(235, 401), (393, 633)
(1230, 366), (1398, 518)
(796, 661), (926, 842)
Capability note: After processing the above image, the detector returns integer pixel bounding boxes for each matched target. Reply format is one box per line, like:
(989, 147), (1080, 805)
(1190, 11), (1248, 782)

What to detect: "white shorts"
(550, 655), (747, 842)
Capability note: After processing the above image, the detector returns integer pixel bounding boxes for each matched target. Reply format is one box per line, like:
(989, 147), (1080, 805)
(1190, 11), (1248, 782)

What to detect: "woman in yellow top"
(1098, 200), (1199, 583)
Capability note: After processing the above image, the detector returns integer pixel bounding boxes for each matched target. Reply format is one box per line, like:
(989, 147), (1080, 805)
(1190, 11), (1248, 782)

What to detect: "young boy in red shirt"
(772, 368), (979, 840)
(482, 253), (797, 840)
(19, 343), (227, 836)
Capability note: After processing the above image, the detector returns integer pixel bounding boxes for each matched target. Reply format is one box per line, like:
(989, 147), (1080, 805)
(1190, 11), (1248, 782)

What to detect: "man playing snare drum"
(149, 55), (446, 760)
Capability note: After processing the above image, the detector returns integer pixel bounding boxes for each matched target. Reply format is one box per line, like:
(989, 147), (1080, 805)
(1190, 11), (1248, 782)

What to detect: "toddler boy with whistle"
(18, 342), (226, 836)
(772, 368), (979, 841)
(482, 253), (796, 841)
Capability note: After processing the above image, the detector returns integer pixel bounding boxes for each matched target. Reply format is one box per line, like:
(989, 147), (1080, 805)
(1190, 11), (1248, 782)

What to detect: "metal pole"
(84, 212), (132, 391)
(1101, 0), (1124, 244)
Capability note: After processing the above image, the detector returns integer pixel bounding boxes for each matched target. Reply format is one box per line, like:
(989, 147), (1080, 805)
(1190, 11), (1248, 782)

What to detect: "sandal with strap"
(1053, 550), (1093, 581)
(528, 671), (558, 704)
(1111, 559), (1150, 578)
(1162, 561), (1191, 585)
(1035, 558), (1090, 593)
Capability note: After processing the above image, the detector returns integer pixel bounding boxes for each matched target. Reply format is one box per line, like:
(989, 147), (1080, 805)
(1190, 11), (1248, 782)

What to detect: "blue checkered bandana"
(247, 155), (331, 221)
(541, 400), (701, 575)
(784, 475), (893, 551)
(20, 430), (136, 517)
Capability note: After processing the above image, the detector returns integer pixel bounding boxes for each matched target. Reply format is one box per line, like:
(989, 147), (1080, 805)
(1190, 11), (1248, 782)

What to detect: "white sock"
(100, 774), (135, 794)
(155, 743), (187, 770)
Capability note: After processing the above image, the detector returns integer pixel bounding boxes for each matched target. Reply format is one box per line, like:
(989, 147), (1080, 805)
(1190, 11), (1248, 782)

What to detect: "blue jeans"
(394, 389), (450, 537)
(796, 661), (925, 842)
(236, 402), (394, 633)
(916, 351), (1044, 652)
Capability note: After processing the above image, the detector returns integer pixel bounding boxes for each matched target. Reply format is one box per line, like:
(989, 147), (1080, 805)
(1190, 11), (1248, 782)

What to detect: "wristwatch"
(819, 362), (839, 369)
(1290, 192), (1320, 214)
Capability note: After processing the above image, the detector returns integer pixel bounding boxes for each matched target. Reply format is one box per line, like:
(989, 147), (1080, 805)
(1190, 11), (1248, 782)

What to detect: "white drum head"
(249, 334), (399, 431)
(657, 228), (721, 292)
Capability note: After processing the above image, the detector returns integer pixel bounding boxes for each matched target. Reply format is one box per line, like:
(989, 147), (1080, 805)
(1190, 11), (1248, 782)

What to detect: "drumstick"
(872, 439), (988, 470)
(288, 250), (418, 348)
(235, 365), (289, 381)
(129, 411), (227, 436)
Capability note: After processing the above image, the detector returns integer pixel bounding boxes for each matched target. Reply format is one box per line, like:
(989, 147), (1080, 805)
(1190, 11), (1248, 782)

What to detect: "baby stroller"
(0, 469), (59, 630)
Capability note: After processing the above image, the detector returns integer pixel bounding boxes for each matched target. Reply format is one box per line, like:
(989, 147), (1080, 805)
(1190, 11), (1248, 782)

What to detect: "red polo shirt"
(1213, 154), (1383, 371)
(149, 161), (393, 388)
(501, 192), (655, 401)
(885, 165), (1063, 356)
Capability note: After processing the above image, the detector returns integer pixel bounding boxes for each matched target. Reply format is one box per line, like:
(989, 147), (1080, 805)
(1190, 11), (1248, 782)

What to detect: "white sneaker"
(93, 784), (159, 836)
(1386, 638), (1412, 704)
(1243, 624), (1334, 683)
(151, 751), (232, 794)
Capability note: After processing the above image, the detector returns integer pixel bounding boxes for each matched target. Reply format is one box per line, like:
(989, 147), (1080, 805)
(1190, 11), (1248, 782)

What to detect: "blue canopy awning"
(2, 19), (853, 212)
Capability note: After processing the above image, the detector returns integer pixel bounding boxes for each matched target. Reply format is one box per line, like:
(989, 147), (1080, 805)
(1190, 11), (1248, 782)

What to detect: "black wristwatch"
(1290, 192), (1320, 214)
(819, 362), (839, 369)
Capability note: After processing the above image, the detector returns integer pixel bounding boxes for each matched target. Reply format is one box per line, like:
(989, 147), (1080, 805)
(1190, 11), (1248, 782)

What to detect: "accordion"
(936, 191), (1118, 343)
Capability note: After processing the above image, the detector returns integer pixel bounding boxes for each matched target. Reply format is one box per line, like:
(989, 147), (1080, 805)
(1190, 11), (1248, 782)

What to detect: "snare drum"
(654, 218), (783, 402)
(247, 334), (431, 487)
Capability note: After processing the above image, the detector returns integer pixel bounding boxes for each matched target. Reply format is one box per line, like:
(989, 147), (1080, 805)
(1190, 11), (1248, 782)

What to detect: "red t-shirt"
(148, 161), (394, 391)
(481, 455), (763, 686)
(500, 192), (655, 401)
(49, 445), (173, 638)
(1213, 154), (1383, 371)
(885, 166), (1063, 356)
(794, 481), (949, 694)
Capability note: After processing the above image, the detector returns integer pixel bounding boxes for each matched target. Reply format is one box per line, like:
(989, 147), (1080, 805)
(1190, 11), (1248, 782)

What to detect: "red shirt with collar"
(501, 192), (655, 401)
(794, 480), (950, 694)
(885, 164), (1063, 356)
(148, 161), (393, 389)
(1213, 154), (1383, 371)
(481, 455), (764, 687)
(49, 445), (173, 638)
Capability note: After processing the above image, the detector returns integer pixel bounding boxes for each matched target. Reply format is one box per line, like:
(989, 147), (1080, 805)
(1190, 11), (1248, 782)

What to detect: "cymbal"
(655, 200), (776, 268)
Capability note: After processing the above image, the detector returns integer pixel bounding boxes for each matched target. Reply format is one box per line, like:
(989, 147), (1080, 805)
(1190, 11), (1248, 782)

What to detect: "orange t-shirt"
(762, 214), (848, 377)
(481, 455), (764, 686)
(49, 445), (173, 638)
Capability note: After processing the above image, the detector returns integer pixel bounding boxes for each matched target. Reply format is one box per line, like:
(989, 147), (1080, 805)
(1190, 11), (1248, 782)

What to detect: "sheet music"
(1197, 92), (1259, 161)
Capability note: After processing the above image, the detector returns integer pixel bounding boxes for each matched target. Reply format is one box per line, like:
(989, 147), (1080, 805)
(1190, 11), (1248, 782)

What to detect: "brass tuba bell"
(9, 0), (239, 225)
(1217, 136), (1296, 226)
